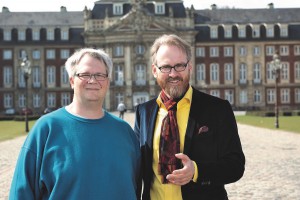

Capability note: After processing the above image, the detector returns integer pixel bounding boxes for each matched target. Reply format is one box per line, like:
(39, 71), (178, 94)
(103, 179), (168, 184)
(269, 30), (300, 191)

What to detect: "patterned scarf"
(158, 90), (181, 183)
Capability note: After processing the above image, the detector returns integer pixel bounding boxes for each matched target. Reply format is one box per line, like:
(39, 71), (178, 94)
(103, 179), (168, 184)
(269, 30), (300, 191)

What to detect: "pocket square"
(198, 126), (209, 134)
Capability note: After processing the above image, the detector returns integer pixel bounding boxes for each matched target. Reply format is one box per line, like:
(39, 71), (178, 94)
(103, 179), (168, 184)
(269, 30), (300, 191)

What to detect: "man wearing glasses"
(134, 34), (245, 200)
(10, 48), (141, 200)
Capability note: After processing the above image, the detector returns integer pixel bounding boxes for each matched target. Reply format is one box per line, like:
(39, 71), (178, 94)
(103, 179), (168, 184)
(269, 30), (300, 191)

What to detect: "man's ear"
(69, 77), (74, 89)
(152, 64), (158, 78)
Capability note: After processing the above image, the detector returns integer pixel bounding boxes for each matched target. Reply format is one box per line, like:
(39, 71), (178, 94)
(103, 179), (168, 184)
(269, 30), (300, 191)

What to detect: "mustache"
(167, 77), (182, 82)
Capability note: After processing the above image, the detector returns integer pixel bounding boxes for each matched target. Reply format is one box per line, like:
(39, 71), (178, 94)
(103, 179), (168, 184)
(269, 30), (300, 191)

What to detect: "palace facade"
(0, 0), (299, 114)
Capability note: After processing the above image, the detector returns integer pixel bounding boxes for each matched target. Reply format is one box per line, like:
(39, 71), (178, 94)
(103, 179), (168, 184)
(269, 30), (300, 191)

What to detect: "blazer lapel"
(146, 102), (159, 149)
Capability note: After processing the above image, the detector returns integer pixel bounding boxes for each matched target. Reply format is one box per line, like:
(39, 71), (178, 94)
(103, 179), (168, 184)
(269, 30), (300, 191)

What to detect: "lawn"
(235, 115), (300, 134)
(0, 120), (36, 141)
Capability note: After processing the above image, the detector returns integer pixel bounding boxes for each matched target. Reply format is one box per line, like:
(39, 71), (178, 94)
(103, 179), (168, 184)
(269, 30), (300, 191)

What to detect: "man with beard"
(134, 34), (245, 200)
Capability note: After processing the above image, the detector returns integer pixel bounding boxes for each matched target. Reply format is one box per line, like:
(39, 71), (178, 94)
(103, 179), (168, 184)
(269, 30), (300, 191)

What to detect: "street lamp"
(271, 53), (282, 129)
(21, 56), (31, 132)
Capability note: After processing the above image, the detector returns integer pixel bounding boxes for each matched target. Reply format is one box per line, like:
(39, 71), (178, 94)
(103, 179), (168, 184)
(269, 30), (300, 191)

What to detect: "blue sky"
(1, 0), (300, 12)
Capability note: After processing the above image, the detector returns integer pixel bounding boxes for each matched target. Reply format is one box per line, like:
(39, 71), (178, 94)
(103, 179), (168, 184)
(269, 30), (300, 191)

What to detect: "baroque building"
(0, 0), (299, 114)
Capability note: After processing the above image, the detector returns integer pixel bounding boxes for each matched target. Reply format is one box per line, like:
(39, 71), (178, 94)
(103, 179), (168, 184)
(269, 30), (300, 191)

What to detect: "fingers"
(165, 153), (195, 186)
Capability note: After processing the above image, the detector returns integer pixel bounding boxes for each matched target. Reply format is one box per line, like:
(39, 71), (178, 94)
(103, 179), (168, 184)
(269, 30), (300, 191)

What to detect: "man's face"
(70, 54), (109, 105)
(152, 45), (192, 99)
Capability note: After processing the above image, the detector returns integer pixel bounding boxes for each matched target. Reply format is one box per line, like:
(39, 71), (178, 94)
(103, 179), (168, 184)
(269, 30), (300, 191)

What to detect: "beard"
(157, 75), (190, 99)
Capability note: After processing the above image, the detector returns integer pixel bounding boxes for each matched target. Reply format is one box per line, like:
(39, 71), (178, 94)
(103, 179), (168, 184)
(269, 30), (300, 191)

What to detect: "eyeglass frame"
(74, 73), (108, 81)
(155, 60), (189, 73)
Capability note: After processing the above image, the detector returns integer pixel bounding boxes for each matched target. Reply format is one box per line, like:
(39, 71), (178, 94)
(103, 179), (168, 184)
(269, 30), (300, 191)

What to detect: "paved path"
(1, 112), (300, 200)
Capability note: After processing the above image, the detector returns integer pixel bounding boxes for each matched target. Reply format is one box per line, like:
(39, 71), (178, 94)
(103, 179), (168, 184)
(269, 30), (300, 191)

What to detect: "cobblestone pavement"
(1, 112), (300, 200)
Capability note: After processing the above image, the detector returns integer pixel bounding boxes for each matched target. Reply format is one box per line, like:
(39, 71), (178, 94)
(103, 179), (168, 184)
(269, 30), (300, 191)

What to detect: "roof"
(0, 11), (84, 27)
(194, 8), (300, 24)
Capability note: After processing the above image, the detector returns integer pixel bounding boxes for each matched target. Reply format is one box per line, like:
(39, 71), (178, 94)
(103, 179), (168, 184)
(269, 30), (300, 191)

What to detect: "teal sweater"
(9, 108), (141, 200)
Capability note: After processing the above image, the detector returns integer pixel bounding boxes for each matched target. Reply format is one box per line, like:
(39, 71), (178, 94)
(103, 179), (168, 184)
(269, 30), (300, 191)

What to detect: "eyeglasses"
(75, 73), (108, 81)
(156, 61), (189, 73)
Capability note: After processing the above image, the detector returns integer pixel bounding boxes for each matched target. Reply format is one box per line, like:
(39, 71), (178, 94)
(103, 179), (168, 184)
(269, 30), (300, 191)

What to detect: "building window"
(47, 66), (56, 87)
(115, 93), (124, 108)
(210, 47), (219, 57)
(196, 64), (205, 82)
(3, 66), (13, 87)
(18, 30), (26, 41)
(61, 30), (69, 40)
(295, 88), (300, 103)
(224, 27), (232, 38)
(3, 50), (12, 60)
(295, 62), (300, 81)
(32, 66), (41, 88)
(239, 46), (247, 56)
(266, 63), (273, 81)
(280, 27), (288, 37)
(224, 47), (233, 57)
(266, 46), (275, 56)
(281, 89), (290, 103)
(224, 63), (233, 82)
(19, 49), (27, 59)
(61, 66), (69, 86)
(196, 47), (205, 57)
(267, 89), (275, 104)
(238, 27), (246, 38)
(32, 29), (40, 40)
(135, 45), (145, 55)
(47, 93), (56, 107)
(135, 64), (146, 85)
(155, 3), (165, 14)
(266, 26), (274, 38)
(225, 90), (234, 104)
(114, 64), (124, 86)
(4, 93), (13, 108)
(47, 29), (55, 40)
(60, 49), (70, 59)
(114, 45), (124, 57)
(210, 63), (219, 82)
(113, 4), (123, 15)
(254, 90), (261, 103)
(239, 63), (247, 84)
(33, 93), (41, 108)
(18, 68), (25, 88)
(46, 49), (56, 59)
(280, 45), (289, 56)
(253, 63), (261, 83)
(239, 90), (248, 104)
(32, 49), (41, 60)
(281, 62), (289, 81)
(18, 94), (26, 108)
(210, 27), (218, 39)
(253, 46), (260, 56)
(294, 45), (300, 55)
(4, 30), (11, 41)
(252, 26), (260, 38)
(61, 93), (71, 106)
(210, 90), (220, 98)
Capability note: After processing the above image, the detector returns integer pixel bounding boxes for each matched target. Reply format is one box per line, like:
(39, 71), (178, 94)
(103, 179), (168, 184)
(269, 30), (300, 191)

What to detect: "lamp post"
(21, 56), (31, 132)
(271, 53), (281, 129)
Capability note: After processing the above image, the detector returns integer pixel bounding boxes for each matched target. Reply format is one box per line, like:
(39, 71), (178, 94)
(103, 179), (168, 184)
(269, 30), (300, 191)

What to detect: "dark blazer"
(134, 87), (245, 200)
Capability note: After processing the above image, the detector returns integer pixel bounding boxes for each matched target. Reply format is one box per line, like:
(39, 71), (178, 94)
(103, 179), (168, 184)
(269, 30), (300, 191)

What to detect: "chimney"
(211, 4), (217, 10)
(2, 6), (10, 13)
(60, 6), (67, 12)
(268, 3), (274, 9)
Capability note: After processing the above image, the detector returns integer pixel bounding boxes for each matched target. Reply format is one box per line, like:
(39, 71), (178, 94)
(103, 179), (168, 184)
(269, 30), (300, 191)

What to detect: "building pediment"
(101, 5), (177, 34)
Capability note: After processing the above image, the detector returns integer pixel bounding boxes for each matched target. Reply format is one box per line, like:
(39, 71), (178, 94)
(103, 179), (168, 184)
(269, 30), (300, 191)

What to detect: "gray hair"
(150, 34), (192, 64)
(65, 48), (113, 78)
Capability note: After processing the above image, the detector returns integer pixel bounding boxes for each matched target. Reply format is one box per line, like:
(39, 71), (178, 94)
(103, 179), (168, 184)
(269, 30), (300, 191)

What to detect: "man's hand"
(166, 153), (195, 185)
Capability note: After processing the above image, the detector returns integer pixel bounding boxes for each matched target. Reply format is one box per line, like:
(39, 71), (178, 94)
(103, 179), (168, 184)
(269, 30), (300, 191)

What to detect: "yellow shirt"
(150, 86), (198, 200)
